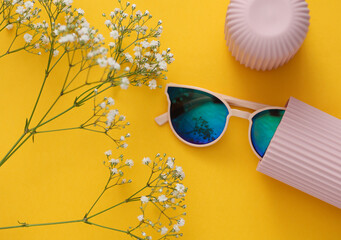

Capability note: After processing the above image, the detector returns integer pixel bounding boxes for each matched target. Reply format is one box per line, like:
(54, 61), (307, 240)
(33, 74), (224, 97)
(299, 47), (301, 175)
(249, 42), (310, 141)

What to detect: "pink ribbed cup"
(258, 97), (341, 209)
(225, 0), (310, 71)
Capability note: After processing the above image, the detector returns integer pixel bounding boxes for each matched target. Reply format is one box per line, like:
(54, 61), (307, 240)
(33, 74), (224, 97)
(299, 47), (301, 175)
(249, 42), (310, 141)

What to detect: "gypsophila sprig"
(0, 0), (173, 167)
(0, 153), (187, 240)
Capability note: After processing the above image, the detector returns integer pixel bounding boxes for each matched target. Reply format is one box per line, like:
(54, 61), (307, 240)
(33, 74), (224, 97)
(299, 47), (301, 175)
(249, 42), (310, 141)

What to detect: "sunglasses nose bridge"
(230, 109), (251, 120)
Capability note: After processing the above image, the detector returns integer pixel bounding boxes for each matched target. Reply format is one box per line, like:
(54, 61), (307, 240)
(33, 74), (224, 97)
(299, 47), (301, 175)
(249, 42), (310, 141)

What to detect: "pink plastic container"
(258, 97), (341, 209)
(225, 0), (310, 71)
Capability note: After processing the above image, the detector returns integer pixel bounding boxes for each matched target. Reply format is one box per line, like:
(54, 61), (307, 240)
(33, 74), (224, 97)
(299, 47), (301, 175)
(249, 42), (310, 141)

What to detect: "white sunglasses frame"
(155, 83), (286, 159)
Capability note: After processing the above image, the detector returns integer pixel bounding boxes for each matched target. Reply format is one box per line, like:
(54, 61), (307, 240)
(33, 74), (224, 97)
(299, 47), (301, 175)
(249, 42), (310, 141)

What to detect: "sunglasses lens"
(251, 109), (285, 157)
(167, 87), (229, 145)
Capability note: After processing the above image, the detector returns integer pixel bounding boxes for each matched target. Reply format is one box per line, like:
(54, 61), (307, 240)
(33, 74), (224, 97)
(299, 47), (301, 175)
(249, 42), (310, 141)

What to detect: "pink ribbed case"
(225, 0), (310, 71)
(258, 97), (341, 209)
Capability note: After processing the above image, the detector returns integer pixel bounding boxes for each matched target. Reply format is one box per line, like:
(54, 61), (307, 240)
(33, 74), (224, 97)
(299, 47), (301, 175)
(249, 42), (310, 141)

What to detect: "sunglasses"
(155, 83), (286, 158)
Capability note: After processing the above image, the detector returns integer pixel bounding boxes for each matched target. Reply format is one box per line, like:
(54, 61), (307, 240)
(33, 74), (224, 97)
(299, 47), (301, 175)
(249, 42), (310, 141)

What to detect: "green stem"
(0, 132), (27, 167)
(86, 222), (142, 240)
(85, 172), (112, 218)
(0, 219), (82, 230)
(0, 132), (33, 168)
(27, 39), (55, 127)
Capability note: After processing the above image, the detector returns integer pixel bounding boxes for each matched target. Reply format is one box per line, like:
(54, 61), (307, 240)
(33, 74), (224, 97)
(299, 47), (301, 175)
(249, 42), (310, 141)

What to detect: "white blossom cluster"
(82, 93), (130, 149)
(95, 153), (187, 239)
(100, 2), (174, 90)
(134, 154), (187, 239)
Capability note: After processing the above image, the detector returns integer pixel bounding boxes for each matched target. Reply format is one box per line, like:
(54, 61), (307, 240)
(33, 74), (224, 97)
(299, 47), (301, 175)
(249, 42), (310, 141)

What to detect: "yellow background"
(1, 0), (341, 239)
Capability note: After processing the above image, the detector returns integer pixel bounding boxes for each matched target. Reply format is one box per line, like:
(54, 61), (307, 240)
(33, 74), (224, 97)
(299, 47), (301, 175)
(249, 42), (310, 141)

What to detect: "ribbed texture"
(257, 97), (341, 209)
(225, 0), (310, 71)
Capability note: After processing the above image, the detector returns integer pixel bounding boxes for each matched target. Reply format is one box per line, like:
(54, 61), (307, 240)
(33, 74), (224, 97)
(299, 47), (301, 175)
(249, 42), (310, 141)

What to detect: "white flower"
(158, 20), (162, 25)
(131, 4), (136, 9)
(59, 25), (67, 32)
(177, 218), (185, 227)
(155, 53), (163, 62)
(59, 34), (76, 43)
(158, 61), (167, 70)
(107, 58), (120, 70)
(97, 34), (104, 41)
(148, 80), (157, 90)
(80, 34), (89, 42)
(150, 40), (159, 48)
(105, 19), (111, 27)
(142, 157), (151, 165)
(105, 150), (112, 156)
(110, 11), (115, 18)
(160, 227), (168, 235)
(23, 33), (33, 43)
(145, 10), (149, 15)
(158, 195), (167, 202)
(63, 0), (73, 6)
(24, 1), (34, 8)
(166, 158), (174, 168)
(124, 66), (130, 72)
(135, 10), (142, 17)
(108, 42), (115, 48)
(16, 6), (25, 15)
(175, 183), (185, 193)
(140, 196), (149, 204)
(110, 30), (119, 39)
(125, 159), (134, 167)
(6, 24), (13, 30)
(124, 53), (133, 63)
(137, 215), (144, 222)
(97, 57), (108, 68)
(77, 8), (85, 15)
(53, 50), (59, 57)
(141, 40), (149, 48)
(99, 102), (106, 109)
(175, 166), (185, 179)
(109, 158), (120, 165)
(107, 97), (114, 105)
(173, 224), (180, 232)
(114, 8), (120, 13)
(120, 77), (129, 89)
(111, 168), (118, 175)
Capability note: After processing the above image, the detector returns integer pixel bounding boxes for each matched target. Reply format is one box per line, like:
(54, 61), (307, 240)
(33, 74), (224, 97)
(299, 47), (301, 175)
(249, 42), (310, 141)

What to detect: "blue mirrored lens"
(251, 109), (285, 157)
(167, 87), (229, 145)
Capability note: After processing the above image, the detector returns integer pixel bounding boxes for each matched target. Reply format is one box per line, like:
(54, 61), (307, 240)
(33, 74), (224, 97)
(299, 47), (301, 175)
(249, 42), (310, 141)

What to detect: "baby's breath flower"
(125, 159), (134, 167)
(53, 50), (59, 57)
(109, 158), (119, 165)
(24, 33), (33, 43)
(105, 150), (112, 156)
(158, 195), (167, 202)
(107, 97), (114, 105)
(160, 227), (168, 235)
(120, 77), (129, 89)
(148, 80), (157, 90)
(142, 157), (151, 165)
(141, 196), (149, 204)
(178, 218), (185, 227)
(110, 30), (119, 39)
(99, 102), (106, 109)
(173, 224), (180, 232)
(166, 158), (174, 168)
(6, 24), (13, 30)
(175, 183), (185, 193)
(111, 168), (118, 175)
(137, 215), (144, 222)
(77, 8), (85, 15)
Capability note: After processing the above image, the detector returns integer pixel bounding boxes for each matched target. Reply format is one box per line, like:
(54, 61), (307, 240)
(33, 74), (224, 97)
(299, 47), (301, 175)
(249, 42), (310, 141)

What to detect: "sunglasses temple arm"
(221, 95), (270, 110)
(155, 112), (168, 126)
